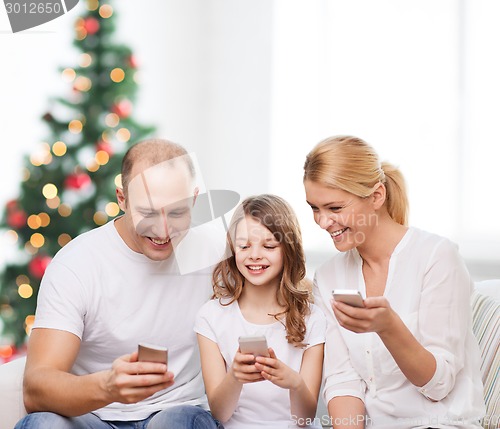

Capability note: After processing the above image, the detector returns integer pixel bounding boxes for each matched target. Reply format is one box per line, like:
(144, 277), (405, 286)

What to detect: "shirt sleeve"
(304, 304), (327, 349)
(313, 275), (366, 405)
(33, 261), (87, 339)
(416, 238), (473, 401)
(193, 300), (218, 343)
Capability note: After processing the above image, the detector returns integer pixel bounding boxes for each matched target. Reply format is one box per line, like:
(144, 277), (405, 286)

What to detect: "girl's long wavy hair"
(212, 194), (311, 347)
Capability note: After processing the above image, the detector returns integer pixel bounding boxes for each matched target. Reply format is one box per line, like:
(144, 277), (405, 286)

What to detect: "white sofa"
(0, 280), (498, 429)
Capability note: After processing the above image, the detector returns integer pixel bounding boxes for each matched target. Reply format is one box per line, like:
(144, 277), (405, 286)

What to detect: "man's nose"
(151, 210), (169, 237)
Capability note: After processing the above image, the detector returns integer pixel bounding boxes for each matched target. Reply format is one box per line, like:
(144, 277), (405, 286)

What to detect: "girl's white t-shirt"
(194, 299), (326, 429)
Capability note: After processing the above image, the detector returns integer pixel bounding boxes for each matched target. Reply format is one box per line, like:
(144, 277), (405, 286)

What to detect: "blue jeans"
(14, 405), (223, 429)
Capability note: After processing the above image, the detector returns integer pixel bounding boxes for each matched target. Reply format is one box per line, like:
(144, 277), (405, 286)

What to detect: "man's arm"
(23, 328), (174, 417)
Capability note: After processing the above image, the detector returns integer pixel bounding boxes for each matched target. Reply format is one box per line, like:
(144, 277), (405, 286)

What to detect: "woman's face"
(304, 180), (378, 252)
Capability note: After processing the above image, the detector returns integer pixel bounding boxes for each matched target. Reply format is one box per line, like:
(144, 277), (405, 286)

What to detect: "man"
(15, 139), (225, 428)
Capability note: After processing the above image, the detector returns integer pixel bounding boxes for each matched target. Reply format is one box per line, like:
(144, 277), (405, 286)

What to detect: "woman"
(303, 135), (485, 428)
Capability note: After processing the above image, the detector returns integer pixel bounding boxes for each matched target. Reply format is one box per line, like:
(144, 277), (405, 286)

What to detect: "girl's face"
(304, 180), (377, 252)
(234, 215), (284, 290)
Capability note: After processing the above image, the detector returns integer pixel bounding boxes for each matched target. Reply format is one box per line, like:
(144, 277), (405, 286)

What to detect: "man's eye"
(168, 210), (188, 218)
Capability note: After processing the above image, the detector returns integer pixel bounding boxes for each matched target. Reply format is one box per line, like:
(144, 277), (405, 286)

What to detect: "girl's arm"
(328, 396), (366, 429)
(255, 343), (324, 423)
(197, 334), (263, 423)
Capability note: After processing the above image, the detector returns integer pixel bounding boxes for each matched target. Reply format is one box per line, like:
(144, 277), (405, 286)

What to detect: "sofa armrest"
(0, 356), (27, 429)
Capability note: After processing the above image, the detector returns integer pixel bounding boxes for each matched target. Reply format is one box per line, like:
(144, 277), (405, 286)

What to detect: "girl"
(303, 135), (485, 428)
(194, 194), (326, 429)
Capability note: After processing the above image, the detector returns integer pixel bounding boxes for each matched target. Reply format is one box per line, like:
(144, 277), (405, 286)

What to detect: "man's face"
(118, 158), (197, 261)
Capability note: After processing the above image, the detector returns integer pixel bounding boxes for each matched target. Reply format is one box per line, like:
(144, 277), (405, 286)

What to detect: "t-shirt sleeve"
(33, 260), (87, 339)
(193, 299), (219, 343)
(304, 304), (327, 349)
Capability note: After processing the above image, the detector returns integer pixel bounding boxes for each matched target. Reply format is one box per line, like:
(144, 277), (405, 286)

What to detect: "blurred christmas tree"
(0, 0), (155, 353)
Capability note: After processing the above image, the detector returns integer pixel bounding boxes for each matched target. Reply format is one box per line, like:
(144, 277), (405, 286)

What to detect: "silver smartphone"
(332, 289), (365, 308)
(137, 343), (168, 366)
(238, 335), (270, 358)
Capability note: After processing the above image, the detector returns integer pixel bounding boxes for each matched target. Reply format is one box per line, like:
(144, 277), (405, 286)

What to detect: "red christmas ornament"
(29, 255), (52, 279)
(64, 172), (92, 190)
(111, 99), (133, 119)
(128, 54), (138, 69)
(6, 199), (19, 212)
(7, 210), (27, 229)
(83, 17), (100, 35)
(96, 140), (113, 156)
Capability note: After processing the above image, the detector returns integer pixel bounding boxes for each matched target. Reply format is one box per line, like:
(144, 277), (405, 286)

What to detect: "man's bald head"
(121, 139), (195, 198)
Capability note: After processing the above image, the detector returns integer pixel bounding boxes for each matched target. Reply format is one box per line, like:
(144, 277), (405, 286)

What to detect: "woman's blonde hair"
(303, 135), (409, 226)
(212, 194), (311, 347)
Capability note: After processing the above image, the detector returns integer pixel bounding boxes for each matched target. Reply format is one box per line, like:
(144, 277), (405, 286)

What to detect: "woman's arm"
(197, 334), (263, 423)
(333, 298), (437, 387)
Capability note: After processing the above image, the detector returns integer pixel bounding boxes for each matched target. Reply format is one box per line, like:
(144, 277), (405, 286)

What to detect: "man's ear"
(192, 186), (200, 207)
(116, 187), (127, 211)
(372, 182), (386, 210)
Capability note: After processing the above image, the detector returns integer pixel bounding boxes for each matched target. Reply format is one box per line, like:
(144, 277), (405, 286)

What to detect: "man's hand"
(102, 351), (174, 404)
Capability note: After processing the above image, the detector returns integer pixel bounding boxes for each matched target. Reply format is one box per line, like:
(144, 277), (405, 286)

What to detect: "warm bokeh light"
(116, 128), (131, 142)
(22, 168), (30, 181)
(30, 233), (45, 248)
(27, 214), (42, 230)
(105, 202), (120, 217)
(52, 141), (67, 156)
(110, 68), (125, 83)
(74, 76), (92, 92)
(42, 183), (58, 199)
(69, 119), (83, 134)
(87, 0), (99, 11)
(0, 345), (13, 360)
(58, 204), (72, 217)
(76, 28), (87, 40)
(99, 4), (113, 18)
(79, 53), (93, 67)
(39, 212), (51, 227)
(24, 242), (38, 255)
(16, 275), (30, 286)
(114, 174), (122, 188)
(25, 315), (36, 335)
(46, 196), (61, 210)
(93, 211), (108, 225)
(62, 68), (76, 82)
(105, 113), (120, 127)
(18, 284), (33, 299)
(5, 230), (18, 244)
(30, 143), (52, 166)
(95, 150), (110, 165)
(58, 233), (72, 247)
(86, 160), (100, 172)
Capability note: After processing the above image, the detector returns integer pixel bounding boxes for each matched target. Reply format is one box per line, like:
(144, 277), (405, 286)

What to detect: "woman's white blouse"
(314, 227), (485, 428)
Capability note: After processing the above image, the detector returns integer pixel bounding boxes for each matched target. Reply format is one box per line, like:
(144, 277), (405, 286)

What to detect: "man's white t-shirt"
(194, 299), (326, 429)
(33, 219), (225, 420)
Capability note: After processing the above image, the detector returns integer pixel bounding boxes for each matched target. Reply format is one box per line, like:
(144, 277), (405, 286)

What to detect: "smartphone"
(137, 343), (168, 366)
(332, 289), (365, 308)
(238, 335), (270, 358)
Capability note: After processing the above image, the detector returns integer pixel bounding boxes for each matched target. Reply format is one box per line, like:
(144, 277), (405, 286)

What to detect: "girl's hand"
(230, 349), (265, 384)
(331, 296), (397, 335)
(254, 348), (302, 390)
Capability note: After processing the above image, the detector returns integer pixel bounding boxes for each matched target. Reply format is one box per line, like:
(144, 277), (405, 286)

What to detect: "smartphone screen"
(332, 289), (365, 308)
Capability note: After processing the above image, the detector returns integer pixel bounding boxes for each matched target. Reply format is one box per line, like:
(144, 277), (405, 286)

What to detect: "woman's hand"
(331, 296), (397, 335)
(254, 348), (302, 390)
